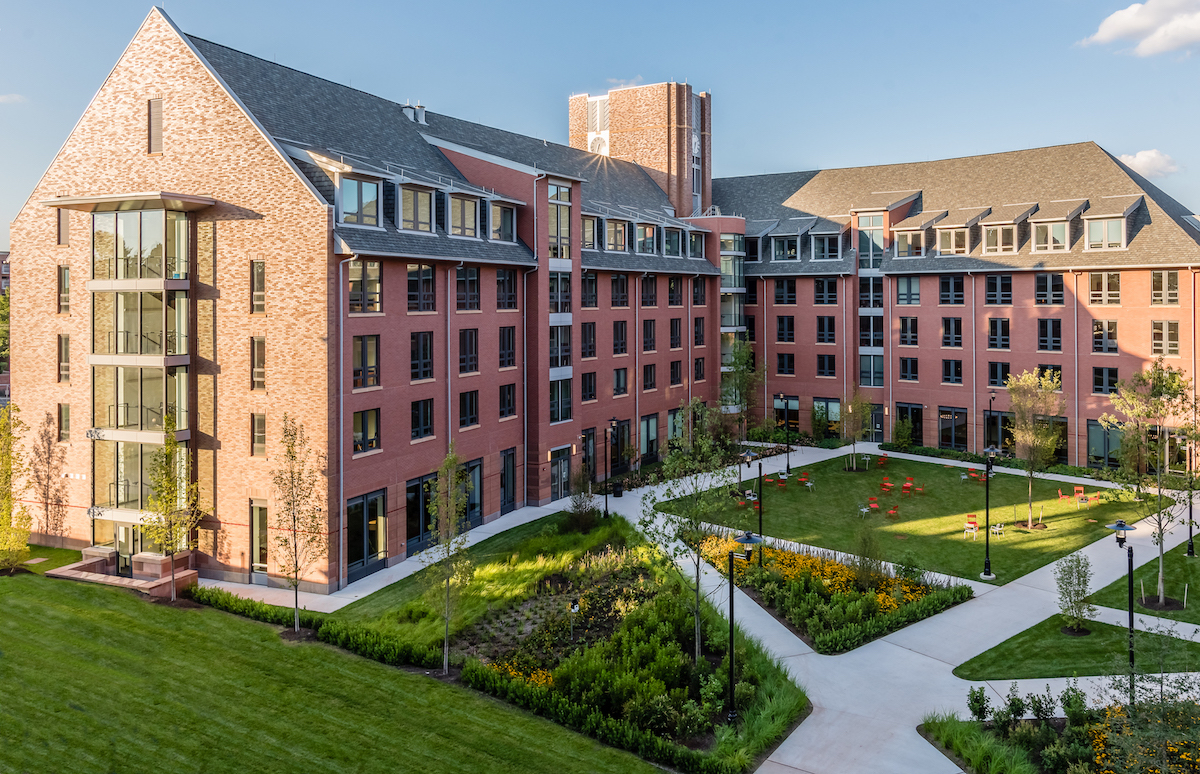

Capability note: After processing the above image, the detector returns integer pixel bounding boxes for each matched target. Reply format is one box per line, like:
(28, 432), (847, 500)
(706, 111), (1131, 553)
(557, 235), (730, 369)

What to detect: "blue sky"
(3, 0), (1200, 250)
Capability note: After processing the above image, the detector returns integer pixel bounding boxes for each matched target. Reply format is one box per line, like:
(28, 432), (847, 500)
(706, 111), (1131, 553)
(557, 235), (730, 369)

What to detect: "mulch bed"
(147, 596), (206, 609)
(279, 627), (320, 643)
(1138, 596), (1186, 612)
(400, 664), (463, 683)
(0, 567), (35, 577)
(1061, 625), (1092, 637)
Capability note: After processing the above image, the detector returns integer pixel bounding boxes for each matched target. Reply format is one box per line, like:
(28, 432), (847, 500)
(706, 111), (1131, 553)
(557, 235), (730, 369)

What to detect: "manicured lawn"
(681, 456), (1154, 584)
(22, 544), (82, 574)
(0, 573), (655, 774)
(953, 614), (1200, 680)
(1091, 540), (1200, 626)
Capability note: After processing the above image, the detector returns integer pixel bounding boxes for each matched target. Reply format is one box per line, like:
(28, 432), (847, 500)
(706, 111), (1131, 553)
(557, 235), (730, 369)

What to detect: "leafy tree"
(142, 414), (206, 601)
(1052, 553), (1096, 633)
(270, 414), (328, 631)
(810, 402), (828, 440)
(1007, 369), (1065, 529)
(1101, 358), (1193, 605)
(841, 389), (874, 470)
(720, 337), (764, 442)
(892, 417), (914, 452)
(27, 412), (67, 547)
(422, 442), (474, 675)
(567, 458), (598, 533)
(0, 291), (10, 370)
(0, 403), (30, 572)
(640, 399), (738, 663)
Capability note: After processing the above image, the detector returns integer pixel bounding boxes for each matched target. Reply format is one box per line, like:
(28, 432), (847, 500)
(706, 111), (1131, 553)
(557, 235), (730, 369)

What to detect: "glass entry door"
(870, 405), (884, 443)
(115, 523), (139, 577)
(250, 500), (268, 585)
(550, 448), (570, 501)
(347, 489), (386, 583)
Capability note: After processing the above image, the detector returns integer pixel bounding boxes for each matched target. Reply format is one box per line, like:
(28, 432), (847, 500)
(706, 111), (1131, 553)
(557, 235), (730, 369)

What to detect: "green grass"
(0, 573), (655, 774)
(22, 544), (82, 574)
(954, 614), (1200, 680)
(679, 456), (1156, 584)
(1091, 539), (1200, 626)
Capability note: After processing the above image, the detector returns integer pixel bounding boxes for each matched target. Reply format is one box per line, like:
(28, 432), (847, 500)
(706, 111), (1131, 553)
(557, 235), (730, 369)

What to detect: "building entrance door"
(115, 523), (139, 577)
(550, 448), (570, 501)
(871, 405), (884, 443)
(250, 500), (269, 585)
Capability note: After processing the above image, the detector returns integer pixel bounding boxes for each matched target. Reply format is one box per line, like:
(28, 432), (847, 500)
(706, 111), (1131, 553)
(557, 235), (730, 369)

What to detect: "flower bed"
(700, 535), (973, 654)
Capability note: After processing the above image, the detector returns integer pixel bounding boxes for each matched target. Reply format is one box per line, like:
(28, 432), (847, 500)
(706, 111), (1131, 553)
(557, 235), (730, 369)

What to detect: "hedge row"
(185, 585), (328, 631)
(809, 584), (974, 654)
(461, 660), (737, 774)
(878, 443), (1106, 481)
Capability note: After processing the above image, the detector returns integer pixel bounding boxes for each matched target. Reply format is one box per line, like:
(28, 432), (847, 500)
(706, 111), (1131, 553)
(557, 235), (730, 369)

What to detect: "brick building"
(9, 8), (1200, 593)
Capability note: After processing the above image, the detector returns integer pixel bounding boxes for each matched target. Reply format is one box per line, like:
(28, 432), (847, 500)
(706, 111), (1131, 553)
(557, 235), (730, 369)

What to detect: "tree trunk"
(294, 582), (300, 632)
(694, 559), (702, 664)
(1027, 471), (1034, 530)
(169, 549), (177, 602)
(1158, 444), (1166, 605)
(444, 571), (451, 675)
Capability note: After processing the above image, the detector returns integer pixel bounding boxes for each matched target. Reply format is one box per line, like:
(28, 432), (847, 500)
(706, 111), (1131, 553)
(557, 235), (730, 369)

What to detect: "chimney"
(402, 104), (415, 121)
(415, 104), (427, 125)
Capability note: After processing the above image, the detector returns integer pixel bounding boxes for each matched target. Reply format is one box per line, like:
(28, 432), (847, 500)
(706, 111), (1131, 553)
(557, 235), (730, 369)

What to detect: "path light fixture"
(981, 444), (1000, 581)
(570, 598), (580, 641)
(727, 530), (763, 724)
(1105, 518), (1138, 707)
(777, 393), (791, 475)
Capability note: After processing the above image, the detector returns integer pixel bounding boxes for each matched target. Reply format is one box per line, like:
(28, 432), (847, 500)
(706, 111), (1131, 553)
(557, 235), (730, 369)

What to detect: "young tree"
(567, 458), (598, 532)
(841, 389), (874, 470)
(421, 442), (474, 675)
(810, 402), (828, 441)
(720, 338), (765, 442)
(1007, 369), (1066, 529)
(27, 411), (67, 547)
(1101, 358), (1193, 605)
(270, 414), (328, 632)
(0, 403), (31, 572)
(640, 399), (738, 663)
(1053, 553), (1096, 633)
(142, 414), (206, 601)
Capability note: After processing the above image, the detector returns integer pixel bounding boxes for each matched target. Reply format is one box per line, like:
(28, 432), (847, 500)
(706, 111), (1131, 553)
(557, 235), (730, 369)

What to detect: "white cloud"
(0, 94), (26, 104)
(606, 76), (644, 88)
(1084, 0), (1200, 56)
(1119, 148), (1181, 177)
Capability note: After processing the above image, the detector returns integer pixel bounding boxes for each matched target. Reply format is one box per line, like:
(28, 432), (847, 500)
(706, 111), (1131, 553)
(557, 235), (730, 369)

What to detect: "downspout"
(1073, 270), (1080, 467)
(337, 254), (354, 590)
(841, 274), (848, 403)
(636, 272), (645, 461)
(885, 274), (892, 442)
(525, 173), (545, 508)
(969, 272), (976, 452)
(448, 263), (463, 456)
(689, 274), (697, 408)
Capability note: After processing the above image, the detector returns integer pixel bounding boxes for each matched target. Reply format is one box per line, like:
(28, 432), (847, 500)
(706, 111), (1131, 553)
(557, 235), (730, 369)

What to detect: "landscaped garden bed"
(1090, 540), (1200, 626)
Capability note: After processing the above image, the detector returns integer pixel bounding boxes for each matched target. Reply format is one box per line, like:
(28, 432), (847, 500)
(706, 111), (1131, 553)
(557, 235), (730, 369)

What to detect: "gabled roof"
(891, 210), (947, 231)
(1029, 199), (1089, 222)
(979, 203), (1038, 225)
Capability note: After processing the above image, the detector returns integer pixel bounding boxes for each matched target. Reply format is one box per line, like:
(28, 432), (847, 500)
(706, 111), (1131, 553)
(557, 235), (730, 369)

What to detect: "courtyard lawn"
(1091, 540), (1200, 626)
(953, 614), (1200, 680)
(0, 573), (655, 774)
(22, 544), (82, 574)
(672, 456), (1155, 584)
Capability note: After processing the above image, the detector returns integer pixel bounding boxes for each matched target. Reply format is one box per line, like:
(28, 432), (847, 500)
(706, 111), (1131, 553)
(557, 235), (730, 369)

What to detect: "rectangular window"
(353, 335), (380, 388)
(858, 214), (884, 268)
(636, 224), (656, 253)
(746, 279), (758, 306)
(496, 269), (517, 309)
(642, 319), (656, 352)
(859, 315), (884, 348)
(899, 317), (918, 346)
(813, 235), (839, 260)
(664, 229), (682, 256)
(581, 322), (596, 358)
(774, 236), (798, 260)
(606, 221), (627, 251)
(57, 208), (70, 246)
(581, 217), (596, 249)
(57, 265), (70, 314)
(775, 279), (797, 305)
(816, 353), (835, 377)
(1152, 271), (1179, 305)
(250, 260), (265, 314)
(581, 371), (597, 401)
(402, 188), (433, 232)
(942, 359), (963, 384)
(1089, 272), (1121, 305)
(410, 331), (433, 380)
(1037, 364), (1063, 385)
(405, 263), (437, 312)
(499, 383), (516, 418)
(689, 232), (704, 259)
(1093, 320), (1118, 354)
(459, 329), (479, 373)
(643, 363), (656, 390)
(1034, 222), (1068, 252)
(350, 260), (382, 313)
(1152, 320), (1180, 356)
(985, 274), (1012, 305)
(456, 266), (480, 310)
(1087, 218), (1124, 250)
(693, 277), (707, 306)
(459, 390), (480, 427)
(342, 179), (379, 227)
(777, 315), (795, 343)
(1088, 419), (1122, 470)
(1038, 319), (1062, 351)
(670, 360), (682, 385)
(612, 274), (629, 307)
(250, 336), (265, 390)
(1093, 367), (1119, 395)
(778, 353), (796, 375)
(814, 277), (837, 305)
(581, 272), (598, 307)
(939, 275), (964, 305)
(411, 398), (434, 439)
(896, 276), (919, 305)
(353, 408), (381, 452)
(938, 228), (968, 255)
(449, 196), (477, 237)
(815, 315), (836, 343)
(669, 318), (682, 349)
(897, 403), (924, 447)
(859, 354), (884, 386)
(251, 413), (266, 457)
(941, 317), (963, 348)
(58, 404), (71, 443)
(983, 225), (1016, 254)
(549, 271), (571, 313)
(694, 357), (705, 382)
(490, 203), (514, 241)
(939, 407), (968, 451)
(858, 277), (883, 308)
(147, 98), (162, 154)
(899, 357), (918, 381)
(641, 275), (657, 307)
(988, 361), (1011, 387)
(988, 318), (1010, 349)
(613, 368), (628, 396)
(499, 326), (516, 368)
(668, 277), (683, 306)
(550, 325), (572, 368)
(613, 320), (627, 355)
(895, 231), (923, 257)
(1035, 273), (1064, 305)
(547, 183), (571, 259)
(694, 317), (705, 346)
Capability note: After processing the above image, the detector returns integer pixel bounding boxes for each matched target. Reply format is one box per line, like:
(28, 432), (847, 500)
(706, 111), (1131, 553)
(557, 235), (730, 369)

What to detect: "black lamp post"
(757, 462), (764, 568)
(727, 530), (763, 724)
(981, 444), (999, 581)
(1189, 490), (1195, 558)
(777, 393), (791, 476)
(604, 417), (618, 517)
(1106, 518), (1138, 707)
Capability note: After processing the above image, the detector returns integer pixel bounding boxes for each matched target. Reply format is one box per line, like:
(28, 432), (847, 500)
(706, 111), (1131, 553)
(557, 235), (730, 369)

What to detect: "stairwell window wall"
(341, 177), (379, 226)
(402, 187), (433, 232)
(547, 183), (571, 259)
(1034, 221), (1068, 251)
(858, 215), (884, 268)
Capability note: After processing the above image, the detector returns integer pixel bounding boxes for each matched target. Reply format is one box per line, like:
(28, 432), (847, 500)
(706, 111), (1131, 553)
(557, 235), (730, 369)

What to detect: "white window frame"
(339, 175), (381, 228)
(894, 231), (924, 258)
(1033, 221), (1069, 252)
(937, 228), (968, 255)
(581, 216), (598, 250)
(982, 224), (1016, 254)
(607, 221), (628, 251)
(449, 195), (478, 238)
(401, 186), (434, 233)
(490, 202), (516, 242)
(635, 224), (657, 255)
(664, 228), (682, 257)
(1084, 217), (1127, 251)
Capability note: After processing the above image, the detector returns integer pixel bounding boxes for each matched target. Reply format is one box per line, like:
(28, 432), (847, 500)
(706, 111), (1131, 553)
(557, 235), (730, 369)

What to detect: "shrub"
(733, 681), (756, 711)
(967, 686), (991, 721)
(892, 418), (913, 451)
(1059, 678), (1092, 728)
(1004, 682), (1027, 720)
(675, 699), (710, 740)
(923, 711), (1038, 774)
(1052, 554), (1095, 632)
(1026, 684), (1056, 724)
(185, 585), (327, 631)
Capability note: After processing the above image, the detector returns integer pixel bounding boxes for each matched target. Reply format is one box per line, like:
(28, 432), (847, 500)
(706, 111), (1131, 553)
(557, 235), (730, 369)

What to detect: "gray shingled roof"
(1028, 199), (1088, 222)
(336, 227), (535, 266)
(979, 203), (1038, 224)
(581, 250), (718, 275)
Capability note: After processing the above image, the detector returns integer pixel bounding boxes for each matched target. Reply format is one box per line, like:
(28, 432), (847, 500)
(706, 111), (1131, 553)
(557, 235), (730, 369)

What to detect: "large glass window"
(664, 229), (682, 256)
(353, 335), (379, 388)
(641, 275), (658, 307)
(938, 407), (968, 451)
(988, 318), (1010, 349)
(636, 224), (656, 254)
(939, 275), (964, 305)
(1093, 320), (1118, 353)
(1089, 272), (1121, 305)
(349, 260), (382, 313)
(1034, 222), (1068, 251)
(93, 440), (172, 511)
(983, 225), (1016, 254)
(1151, 271), (1179, 305)
(407, 264), (434, 312)
(342, 179), (379, 226)
(606, 221), (627, 251)
(899, 317), (918, 346)
(405, 473), (437, 555)
(1152, 320), (1180, 356)
(499, 326), (516, 368)
(353, 408), (380, 452)
(612, 274), (629, 307)
(895, 231), (923, 257)
(813, 235), (839, 260)
(581, 273), (598, 307)
(1087, 218), (1124, 250)
(1035, 273), (1064, 305)
(550, 325), (572, 367)
(550, 379), (572, 422)
(859, 277), (883, 308)
(773, 237), (798, 260)
(985, 275), (1012, 305)
(896, 403), (923, 447)
(459, 390), (479, 427)
(491, 203), (514, 241)
(411, 399), (434, 439)
(938, 228), (968, 255)
(941, 317), (962, 348)
(92, 365), (188, 431)
(402, 188), (433, 232)
(459, 329), (479, 373)
(496, 269), (517, 309)
(859, 354), (884, 386)
(896, 276), (919, 305)
(411, 331), (433, 380)
(348, 488), (386, 579)
(859, 316), (884, 347)
(858, 214), (884, 268)
(456, 267), (480, 310)
(548, 184), (571, 258)
(92, 210), (188, 281)
(93, 290), (189, 356)
(449, 196), (477, 237)
(1087, 419), (1121, 470)
(983, 410), (1014, 453)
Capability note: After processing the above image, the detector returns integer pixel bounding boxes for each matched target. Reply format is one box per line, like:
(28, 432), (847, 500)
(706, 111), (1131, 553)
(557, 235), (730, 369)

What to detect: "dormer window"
(895, 231), (923, 257)
(983, 225), (1016, 254)
(664, 228), (682, 256)
(636, 224), (656, 254)
(607, 221), (627, 251)
(1087, 218), (1125, 250)
(813, 235), (838, 260)
(582, 217), (597, 249)
(773, 237), (798, 260)
(402, 188), (433, 232)
(342, 178), (379, 226)
(689, 232), (704, 258)
(449, 196), (477, 237)
(1034, 222), (1068, 252)
(938, 229), (968, 255)
(491, 203), (514, 241)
